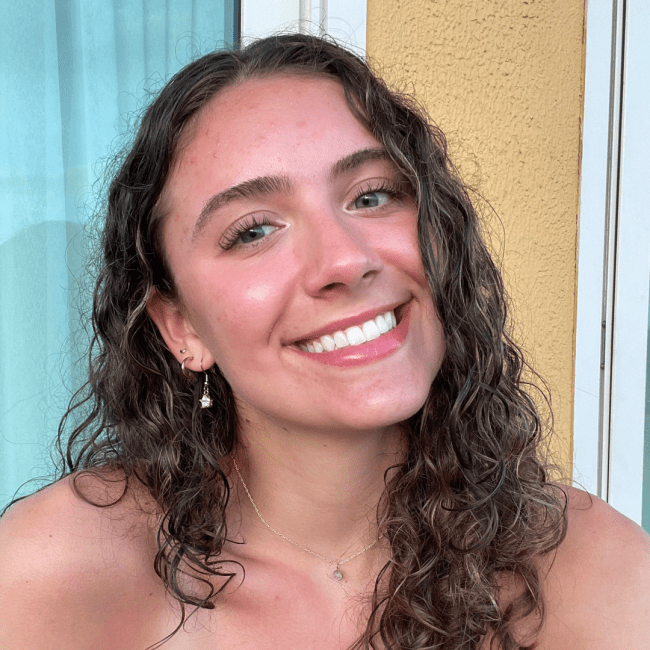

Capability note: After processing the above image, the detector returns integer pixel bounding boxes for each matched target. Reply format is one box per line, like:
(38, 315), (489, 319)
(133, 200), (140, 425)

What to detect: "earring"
(199, 359), (212, 409)
(180, 356), (193, 376)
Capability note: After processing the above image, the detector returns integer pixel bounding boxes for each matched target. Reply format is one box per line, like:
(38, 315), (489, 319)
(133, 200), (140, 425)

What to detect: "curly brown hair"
(56, 33), (567, 650)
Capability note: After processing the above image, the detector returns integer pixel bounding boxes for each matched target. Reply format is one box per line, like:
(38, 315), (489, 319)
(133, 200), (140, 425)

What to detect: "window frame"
(574, 0), (650, 524)
(240, 0), (367, 51)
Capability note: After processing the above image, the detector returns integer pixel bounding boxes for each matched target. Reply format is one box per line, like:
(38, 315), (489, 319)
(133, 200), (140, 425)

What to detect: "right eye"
(219, 216), (277, 250)
(238, 224), (276, 245)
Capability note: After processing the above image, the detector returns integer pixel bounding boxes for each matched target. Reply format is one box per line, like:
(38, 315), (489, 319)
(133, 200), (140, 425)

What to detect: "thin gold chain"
(232, 458), (380, 571)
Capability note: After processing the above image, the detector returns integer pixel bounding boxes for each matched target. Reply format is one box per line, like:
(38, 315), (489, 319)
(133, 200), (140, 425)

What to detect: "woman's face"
(153, 74), (446, 434)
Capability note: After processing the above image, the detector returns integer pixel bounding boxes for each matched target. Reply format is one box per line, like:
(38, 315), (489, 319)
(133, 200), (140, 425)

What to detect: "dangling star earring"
(199, 359), (212, 409)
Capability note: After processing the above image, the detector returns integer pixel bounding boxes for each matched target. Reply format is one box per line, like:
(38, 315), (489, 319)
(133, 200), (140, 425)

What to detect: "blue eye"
(238, 224), (275, 244)
(220, 216), (276, 250)
(353, 191), (389, 209)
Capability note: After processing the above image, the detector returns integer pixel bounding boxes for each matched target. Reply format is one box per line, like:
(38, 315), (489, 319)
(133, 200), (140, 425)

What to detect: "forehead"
(157, 74), (389, 257)
(170, 74), (378, 186)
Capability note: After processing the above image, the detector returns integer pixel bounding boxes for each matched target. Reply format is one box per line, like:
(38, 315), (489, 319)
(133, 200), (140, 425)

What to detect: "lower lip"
(291, 302), (412, 367)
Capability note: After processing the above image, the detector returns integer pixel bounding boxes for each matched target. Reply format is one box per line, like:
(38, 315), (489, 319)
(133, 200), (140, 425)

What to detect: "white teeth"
(345, 326), (366, 346)
(362, 319), (381, 341)
(321, 334), (336, 351)
(376, 314), (390, 334)
(333, 331), (349, 348)
(299, 309), (397, 353)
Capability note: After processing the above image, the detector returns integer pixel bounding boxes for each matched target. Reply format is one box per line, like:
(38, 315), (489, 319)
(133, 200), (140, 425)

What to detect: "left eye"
(353, 191), (390, 209)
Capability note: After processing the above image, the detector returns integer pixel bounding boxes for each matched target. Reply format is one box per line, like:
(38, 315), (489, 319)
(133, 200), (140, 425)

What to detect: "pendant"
(332, 568), (343, 581)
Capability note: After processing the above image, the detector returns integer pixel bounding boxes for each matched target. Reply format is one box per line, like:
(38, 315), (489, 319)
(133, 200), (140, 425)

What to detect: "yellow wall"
(367, 0), (586, 476)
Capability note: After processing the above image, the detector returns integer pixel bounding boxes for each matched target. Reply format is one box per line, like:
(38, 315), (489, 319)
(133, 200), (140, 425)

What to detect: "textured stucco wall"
(367, 0), (586, 475)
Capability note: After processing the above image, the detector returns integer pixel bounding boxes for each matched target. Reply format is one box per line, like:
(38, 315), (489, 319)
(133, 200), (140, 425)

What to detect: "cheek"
(376, 220), (428, 287)
(183, 263), (290, 359)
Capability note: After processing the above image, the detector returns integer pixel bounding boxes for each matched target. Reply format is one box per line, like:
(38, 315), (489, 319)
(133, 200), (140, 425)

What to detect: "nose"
(299, 209), (383, 296)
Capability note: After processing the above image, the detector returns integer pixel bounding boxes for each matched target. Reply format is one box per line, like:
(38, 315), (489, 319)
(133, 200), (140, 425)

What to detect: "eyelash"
(218, 181), (407, 251)
(219, 214), (274, 251)
(350, 181), (405, 210)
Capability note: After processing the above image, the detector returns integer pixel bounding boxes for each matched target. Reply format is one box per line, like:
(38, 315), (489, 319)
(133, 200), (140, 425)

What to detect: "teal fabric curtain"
(641, 282), (650, 534)
(1, 0), (237, 506)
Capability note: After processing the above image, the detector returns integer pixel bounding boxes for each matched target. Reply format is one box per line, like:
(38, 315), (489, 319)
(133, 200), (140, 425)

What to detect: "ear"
(146, 288), (216, 372)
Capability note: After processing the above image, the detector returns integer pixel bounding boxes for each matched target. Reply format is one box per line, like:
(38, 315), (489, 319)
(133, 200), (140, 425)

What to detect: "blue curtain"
(641, 278), (650, 534)
(0, 0), (237, 506)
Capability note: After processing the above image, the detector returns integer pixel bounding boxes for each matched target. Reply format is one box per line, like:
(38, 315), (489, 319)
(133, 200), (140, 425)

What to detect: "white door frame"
(574, 0), (650, 524)
(241, 0), (367, 52)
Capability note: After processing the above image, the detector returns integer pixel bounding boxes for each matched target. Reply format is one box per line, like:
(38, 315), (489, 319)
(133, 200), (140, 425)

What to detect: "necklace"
(232, 458), (380, 581)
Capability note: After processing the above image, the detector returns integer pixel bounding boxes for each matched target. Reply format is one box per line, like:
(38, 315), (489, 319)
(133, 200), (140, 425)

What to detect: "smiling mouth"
(296, 304), (406, 353)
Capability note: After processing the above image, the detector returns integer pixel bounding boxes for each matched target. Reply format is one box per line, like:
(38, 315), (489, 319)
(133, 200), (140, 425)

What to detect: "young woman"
(1, 34), (648, 650)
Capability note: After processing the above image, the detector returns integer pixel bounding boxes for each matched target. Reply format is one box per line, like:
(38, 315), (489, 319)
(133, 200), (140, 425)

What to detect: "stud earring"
(199, 359), (212, 409)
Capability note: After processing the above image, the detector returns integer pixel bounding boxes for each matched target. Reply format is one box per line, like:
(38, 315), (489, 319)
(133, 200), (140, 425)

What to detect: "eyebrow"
(191, 147), (390, 239)
(328, 147), (390, 180)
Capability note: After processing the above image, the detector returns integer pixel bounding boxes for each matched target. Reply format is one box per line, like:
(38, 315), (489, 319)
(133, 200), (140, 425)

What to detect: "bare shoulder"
(0, 473), (168, 650)
(538, 486), (650, 649)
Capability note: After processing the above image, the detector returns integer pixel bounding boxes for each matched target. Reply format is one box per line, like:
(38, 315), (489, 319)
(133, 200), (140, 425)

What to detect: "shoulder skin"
(537, 487), (650, 650)
(0, 475), (172, 650)
(2, 480), (648, 650)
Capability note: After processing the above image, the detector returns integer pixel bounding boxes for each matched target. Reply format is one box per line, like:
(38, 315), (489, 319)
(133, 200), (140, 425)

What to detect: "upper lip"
(286, 300), (409, 345)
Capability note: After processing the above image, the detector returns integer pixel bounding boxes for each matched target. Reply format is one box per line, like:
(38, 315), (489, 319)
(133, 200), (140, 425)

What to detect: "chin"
(327, 387), (429, 434)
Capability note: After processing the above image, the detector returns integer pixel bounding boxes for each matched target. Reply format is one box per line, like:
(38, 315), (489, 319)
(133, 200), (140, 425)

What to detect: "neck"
(227, 413), (404, 574)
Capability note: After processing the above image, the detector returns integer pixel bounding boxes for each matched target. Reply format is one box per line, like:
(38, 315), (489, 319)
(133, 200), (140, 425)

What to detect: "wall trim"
(240, 0), (366, 52)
